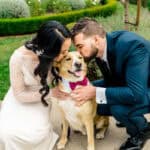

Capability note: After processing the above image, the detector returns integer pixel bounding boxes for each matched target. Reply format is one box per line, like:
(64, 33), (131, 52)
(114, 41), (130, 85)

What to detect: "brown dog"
(52, 51), (109, 150)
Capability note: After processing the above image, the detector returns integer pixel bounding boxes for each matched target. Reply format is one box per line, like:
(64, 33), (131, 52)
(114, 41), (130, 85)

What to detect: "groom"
(70, 17), (150, 150)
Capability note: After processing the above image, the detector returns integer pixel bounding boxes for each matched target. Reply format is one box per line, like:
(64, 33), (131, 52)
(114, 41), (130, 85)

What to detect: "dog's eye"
(78, 56), (83, 59)
(65, 58), (71, 61)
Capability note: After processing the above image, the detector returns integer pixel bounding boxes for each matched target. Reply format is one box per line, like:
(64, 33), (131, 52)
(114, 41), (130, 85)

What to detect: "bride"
(0, 20), (71, 150)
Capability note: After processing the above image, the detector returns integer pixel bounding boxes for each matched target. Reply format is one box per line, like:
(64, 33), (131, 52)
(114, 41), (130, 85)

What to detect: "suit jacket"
(98, 30), (150, 106)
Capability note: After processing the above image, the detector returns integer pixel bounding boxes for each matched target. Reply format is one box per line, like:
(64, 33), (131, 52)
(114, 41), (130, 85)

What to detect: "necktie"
(95, 58), (112, 81)
(69, 77), (88, 90)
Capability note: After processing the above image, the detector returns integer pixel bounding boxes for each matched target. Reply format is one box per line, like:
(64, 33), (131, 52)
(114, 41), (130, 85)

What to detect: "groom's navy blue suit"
(93, 30), (150, 136)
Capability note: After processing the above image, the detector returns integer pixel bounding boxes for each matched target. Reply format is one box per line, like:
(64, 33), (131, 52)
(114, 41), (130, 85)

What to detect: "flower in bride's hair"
(36, 49), (44, 56)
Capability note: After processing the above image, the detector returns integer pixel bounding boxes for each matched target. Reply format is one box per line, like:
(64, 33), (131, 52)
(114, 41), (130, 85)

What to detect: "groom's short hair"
(71, 17), (106, 40)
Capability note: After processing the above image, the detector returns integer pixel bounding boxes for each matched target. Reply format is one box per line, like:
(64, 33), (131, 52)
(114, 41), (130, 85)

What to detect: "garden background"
(0, 0), (150, 149)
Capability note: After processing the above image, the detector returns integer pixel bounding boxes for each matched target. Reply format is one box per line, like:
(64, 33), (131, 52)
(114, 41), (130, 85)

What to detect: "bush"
(47, 0), (72, 13)
(26, 0), (43, 16)
(40, 0), (49, 12)
(0, 0), (30, 18)
(0, 0), (117, 35)
(101, 0), (108, 5)
(142, 0), (148, 7)
(68, 0), (86, 9)
(85, 0), (100, 8)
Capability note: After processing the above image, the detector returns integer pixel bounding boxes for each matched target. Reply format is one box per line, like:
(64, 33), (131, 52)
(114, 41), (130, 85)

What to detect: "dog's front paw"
(96, 132), (105, 139)
(57, 139), (67, 149)
(87, 145), (95, 150)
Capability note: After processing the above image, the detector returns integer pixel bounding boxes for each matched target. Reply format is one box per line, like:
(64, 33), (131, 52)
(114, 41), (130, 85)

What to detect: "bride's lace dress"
(0, 46), (58, 150)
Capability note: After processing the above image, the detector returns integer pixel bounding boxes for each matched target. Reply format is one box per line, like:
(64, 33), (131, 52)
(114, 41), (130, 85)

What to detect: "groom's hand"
(71, 85), (96, 106)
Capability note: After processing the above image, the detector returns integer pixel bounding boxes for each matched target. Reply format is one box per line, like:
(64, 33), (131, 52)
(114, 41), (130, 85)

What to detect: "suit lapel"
(106, 33), (116, 75)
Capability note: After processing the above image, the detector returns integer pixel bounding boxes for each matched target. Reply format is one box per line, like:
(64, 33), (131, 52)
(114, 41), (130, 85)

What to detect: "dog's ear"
(52, 61), (61, 69)
(51, 61), (61, 82)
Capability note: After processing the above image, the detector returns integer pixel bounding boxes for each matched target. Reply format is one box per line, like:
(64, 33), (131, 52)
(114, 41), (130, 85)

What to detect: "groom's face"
(73, 33), (98, 62)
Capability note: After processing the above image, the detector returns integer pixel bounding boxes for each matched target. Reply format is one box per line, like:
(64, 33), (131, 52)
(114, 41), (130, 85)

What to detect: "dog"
(52, 51), (109, 150)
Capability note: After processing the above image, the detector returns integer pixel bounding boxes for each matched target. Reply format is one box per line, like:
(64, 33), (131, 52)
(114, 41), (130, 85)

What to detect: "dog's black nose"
(75, 62), (82, 68)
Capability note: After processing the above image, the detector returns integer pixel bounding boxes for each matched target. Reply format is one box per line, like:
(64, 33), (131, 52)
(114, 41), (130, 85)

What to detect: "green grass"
(0, 2), (150, 100)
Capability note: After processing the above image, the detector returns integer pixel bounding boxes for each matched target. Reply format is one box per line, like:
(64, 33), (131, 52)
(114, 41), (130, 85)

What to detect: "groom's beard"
(84, 47), (98, 62)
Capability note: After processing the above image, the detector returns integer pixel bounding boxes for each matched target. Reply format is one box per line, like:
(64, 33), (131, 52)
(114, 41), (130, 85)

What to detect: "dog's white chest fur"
(58, 79), (85, 131)
(59, 100), (84, 131)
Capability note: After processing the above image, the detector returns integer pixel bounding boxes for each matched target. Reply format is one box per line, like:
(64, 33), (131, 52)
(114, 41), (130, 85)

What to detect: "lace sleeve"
(9, 53), (51, 103)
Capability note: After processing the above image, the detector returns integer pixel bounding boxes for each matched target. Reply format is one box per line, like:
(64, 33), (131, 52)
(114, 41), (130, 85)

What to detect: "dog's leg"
(95, 117), (109, 139)
(57, 117), (69, 149)
(83, 117), (95, 150)
(96, 126), (108, 139)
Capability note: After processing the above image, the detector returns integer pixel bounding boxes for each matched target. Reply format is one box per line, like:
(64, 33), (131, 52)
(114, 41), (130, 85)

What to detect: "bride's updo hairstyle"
(25, 20), (71, 106)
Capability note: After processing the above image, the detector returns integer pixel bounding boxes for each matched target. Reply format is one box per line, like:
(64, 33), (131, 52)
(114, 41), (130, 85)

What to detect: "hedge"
(0, 0), (117, 36)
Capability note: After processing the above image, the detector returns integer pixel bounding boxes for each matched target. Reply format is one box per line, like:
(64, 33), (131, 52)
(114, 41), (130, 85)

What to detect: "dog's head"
(53, 51), (87, 82)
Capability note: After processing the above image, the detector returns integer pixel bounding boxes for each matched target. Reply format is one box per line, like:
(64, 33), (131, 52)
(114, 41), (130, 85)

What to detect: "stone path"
(50, 102), (150, 150)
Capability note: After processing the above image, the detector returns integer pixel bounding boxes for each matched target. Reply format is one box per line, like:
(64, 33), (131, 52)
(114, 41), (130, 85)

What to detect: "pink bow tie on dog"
(69, 77), (88, 90)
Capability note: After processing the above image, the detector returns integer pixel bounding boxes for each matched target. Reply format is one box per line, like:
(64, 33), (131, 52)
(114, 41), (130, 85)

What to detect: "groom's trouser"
(92, 79), (150, 136)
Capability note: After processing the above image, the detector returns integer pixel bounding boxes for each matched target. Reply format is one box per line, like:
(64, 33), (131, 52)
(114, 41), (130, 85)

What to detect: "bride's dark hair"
(25, 20), (71, 106)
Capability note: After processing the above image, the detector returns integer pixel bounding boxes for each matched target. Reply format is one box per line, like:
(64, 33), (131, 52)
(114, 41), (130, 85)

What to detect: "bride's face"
(54, 38), (71, 62)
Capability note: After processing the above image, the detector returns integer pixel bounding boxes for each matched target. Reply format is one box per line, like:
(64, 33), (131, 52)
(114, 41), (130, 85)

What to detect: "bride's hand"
(50, 87), (70, 100)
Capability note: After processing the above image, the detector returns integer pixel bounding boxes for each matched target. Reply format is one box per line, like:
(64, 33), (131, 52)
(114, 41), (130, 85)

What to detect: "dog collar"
(61, 77), (89, 92)
(69, 77), (88, 90)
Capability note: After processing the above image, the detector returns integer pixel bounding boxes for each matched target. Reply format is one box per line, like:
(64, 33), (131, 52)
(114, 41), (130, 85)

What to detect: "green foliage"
(87, 59), (102, 81)
(148, 0), (150, 11)
(129, 0), (148, 7)
(40, 0), (49, 12)
(47, 0), (72, 13)
(0, 0), (117, 35)
(0, 62), (10, 100)
(68, 0), (86, 9)
(142, 0), (148, 7)
(85, 0), (100, 8)
(1, 2), (150, 100)
(129, 0), (138, 4)
(101, 0), (108, 5)
(26, 0), (43, 16)
(0, 0), (30, 18)
(66, 22), (76, 29)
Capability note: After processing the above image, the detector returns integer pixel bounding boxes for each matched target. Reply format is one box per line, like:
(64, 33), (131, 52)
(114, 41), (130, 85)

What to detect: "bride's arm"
(9, 54), (51, 103)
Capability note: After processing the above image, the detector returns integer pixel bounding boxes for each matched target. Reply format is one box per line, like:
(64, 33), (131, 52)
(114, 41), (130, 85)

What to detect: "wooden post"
(120, 0), (141, 30)
(136, 0), (141, 29)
